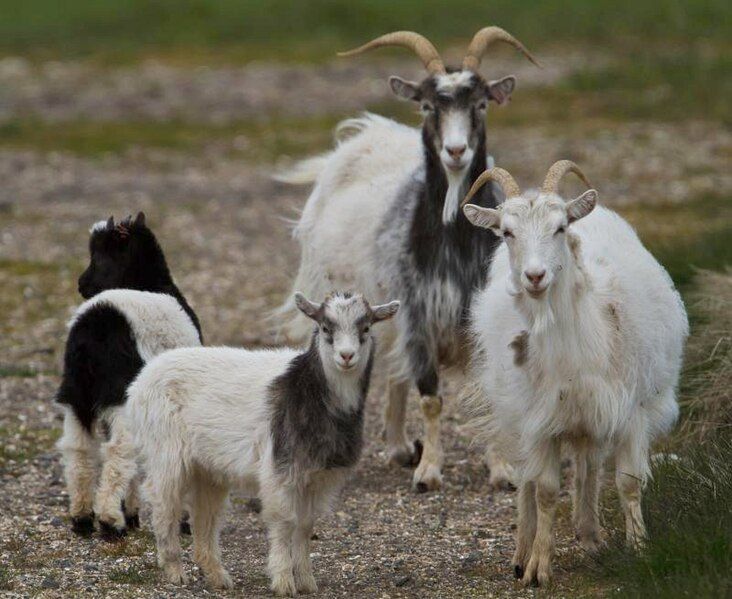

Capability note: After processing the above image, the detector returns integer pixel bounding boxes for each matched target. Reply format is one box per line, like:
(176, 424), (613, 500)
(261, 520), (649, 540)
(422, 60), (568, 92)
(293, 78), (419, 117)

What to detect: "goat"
(276, 27), (539, 492)
(126, 292), (399, 595)
(55, 213), (202, 539)
(462, 162), (688, 585)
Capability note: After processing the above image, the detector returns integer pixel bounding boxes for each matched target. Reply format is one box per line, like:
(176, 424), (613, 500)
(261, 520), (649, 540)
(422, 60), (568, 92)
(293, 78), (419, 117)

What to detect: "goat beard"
(442, 167), (469, 224)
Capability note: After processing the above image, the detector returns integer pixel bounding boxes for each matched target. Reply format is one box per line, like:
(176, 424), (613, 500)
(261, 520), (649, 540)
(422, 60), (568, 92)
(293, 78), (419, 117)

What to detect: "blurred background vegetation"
(0, 1), (729, 597)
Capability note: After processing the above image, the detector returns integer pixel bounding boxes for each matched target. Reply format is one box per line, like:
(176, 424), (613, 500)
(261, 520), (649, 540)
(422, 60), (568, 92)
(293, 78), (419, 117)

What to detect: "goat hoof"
(513, 565), (523, 579)
(125, 513), (140, 530)
(71, 514), (95, 537)
(99, 520), (127, 541)
(179, 520), (192, 536)
(412, 461), (442, 493)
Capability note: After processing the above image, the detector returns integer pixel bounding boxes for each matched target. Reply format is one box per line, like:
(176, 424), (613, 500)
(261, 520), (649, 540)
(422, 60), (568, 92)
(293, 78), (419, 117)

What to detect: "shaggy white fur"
(465, 186), (688, 586)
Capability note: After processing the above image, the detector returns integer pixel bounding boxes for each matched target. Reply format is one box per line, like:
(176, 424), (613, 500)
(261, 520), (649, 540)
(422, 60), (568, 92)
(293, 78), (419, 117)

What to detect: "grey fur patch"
(268, 332), (374, 473)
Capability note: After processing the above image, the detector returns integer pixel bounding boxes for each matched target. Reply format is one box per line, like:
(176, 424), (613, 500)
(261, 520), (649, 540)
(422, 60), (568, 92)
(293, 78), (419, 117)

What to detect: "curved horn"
(541, 160), (592, 194)
(338, 31), (445, 74)
(461, 167), (521, 207)
(463, 26), (541, 71)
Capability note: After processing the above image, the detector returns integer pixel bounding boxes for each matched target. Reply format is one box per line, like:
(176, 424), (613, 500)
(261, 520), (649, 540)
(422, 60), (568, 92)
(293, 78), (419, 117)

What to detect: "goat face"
(295, 291), (399, 373)
(465, 190), (598, 298)
(78, 213), (147, 299)
(390, 70), (515, 177)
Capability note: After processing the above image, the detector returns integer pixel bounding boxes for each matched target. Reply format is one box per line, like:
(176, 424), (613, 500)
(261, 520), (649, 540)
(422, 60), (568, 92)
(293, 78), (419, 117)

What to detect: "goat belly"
(56, 304), (144, 431)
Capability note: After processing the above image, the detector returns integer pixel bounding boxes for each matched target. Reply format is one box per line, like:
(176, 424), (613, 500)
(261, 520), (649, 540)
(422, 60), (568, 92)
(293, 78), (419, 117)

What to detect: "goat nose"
(340, 351), (354, 364)
(525, 270), (546, 286)
(446, 144), (467, 160)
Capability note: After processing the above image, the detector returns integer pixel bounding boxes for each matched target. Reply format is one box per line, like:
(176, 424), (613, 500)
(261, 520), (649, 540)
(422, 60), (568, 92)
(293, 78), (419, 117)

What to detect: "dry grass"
(677, 269), (732, 442)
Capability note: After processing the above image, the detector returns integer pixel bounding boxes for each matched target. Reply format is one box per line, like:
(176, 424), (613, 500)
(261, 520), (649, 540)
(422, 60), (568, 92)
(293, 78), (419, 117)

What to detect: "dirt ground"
(0, 54), (729, 597)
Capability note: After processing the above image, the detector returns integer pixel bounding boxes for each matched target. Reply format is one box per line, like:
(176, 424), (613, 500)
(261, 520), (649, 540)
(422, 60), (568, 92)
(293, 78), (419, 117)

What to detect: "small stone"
(83, 564), (99, 572)
(50, 516), (63, 527)
(41, 577), (60, 589)
(461, 550), (482, 571)
(394, 575), (411, 587)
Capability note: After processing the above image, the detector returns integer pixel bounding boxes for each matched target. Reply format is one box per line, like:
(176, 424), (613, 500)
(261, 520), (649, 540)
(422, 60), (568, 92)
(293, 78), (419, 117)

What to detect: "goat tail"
(273, 153), (332, 186)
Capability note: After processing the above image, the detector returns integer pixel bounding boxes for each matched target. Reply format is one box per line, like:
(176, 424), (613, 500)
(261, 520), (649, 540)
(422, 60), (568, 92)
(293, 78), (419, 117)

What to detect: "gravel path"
(0, 53), (729, 597)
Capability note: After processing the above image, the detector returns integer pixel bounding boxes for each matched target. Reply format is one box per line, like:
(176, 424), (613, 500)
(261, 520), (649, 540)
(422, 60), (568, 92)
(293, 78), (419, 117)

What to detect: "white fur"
(70, 289), (200, 361)
(467, 194), (688, 584)
(127, 331), (372, 593)
(58, 289), (200, 532)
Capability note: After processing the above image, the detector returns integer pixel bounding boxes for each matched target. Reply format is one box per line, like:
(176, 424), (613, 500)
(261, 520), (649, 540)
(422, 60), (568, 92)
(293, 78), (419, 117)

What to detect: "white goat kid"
(127, 292), (399, 595)
(463, 162), (688, 586)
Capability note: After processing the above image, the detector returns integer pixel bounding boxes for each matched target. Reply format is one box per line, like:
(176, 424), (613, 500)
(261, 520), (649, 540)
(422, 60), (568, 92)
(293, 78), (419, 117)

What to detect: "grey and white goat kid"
(127, 292), (399, 595)
(277, 27), (539, 492)
(56, 213), (201, 539)
(463, 162), (688, 585)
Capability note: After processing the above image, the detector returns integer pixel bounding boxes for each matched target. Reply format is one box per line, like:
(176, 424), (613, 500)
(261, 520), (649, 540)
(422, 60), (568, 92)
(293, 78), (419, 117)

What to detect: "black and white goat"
(276, 27), (539, 491)
(56, 213), (202, 538)
(126, 292), (399, 595)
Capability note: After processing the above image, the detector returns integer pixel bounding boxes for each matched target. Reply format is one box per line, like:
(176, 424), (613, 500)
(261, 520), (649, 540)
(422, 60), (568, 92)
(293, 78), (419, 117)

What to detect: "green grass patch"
(0, 567), (12, 591)
(618, 194), (732, 288)
(564, 51), (732, 125)
(0, 427), (61, 474)
(0, 0), (729, 63)
(593, 434), (732, 598)
(0, 364), (39, 378)
(107, 564), (156, 585)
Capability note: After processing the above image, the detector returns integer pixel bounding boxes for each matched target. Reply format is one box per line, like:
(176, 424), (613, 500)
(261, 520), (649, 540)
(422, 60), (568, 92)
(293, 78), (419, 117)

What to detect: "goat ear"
(371, 300), (400, 323)
(463, 204), (501, 232)
(106, 216), (115, 229)
(487, 76), (516, 106)
(294, 292), (322, 322)
(134, 212), (146, 227)
(566, 190), (598, 223)
(389, 76), (421, 101)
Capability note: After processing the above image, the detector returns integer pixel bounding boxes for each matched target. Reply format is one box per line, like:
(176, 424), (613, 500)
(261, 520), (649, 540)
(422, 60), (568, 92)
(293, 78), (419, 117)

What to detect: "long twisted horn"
(338, 31), (445, 74)
(461, 167), (521, 207)
(463, 26), (541, 71)
(541, 160), (592, 194)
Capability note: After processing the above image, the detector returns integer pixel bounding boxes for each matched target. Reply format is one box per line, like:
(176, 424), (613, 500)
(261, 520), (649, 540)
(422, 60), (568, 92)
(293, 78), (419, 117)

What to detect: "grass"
(107, 564), (156, 585)
(621, 196), (732, 289)
(0, 427), (61, 474)
(593, 433), (732, 598)
(1, 0), (729, 63)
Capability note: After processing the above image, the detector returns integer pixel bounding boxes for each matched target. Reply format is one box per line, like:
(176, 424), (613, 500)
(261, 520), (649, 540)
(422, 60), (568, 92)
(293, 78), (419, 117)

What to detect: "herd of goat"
(51, 27), (689, 595)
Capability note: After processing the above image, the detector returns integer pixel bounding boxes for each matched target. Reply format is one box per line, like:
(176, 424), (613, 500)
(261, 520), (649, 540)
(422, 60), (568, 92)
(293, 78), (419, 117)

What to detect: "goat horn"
(463, 27), (541, 71)
(338, 31), (445, 74)
(461, 167), (521, 206)
(541, 160), (592, 194)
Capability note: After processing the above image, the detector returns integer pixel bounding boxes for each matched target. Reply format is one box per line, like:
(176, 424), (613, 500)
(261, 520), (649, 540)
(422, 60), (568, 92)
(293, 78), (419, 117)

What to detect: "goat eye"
(421, 102), (433, 113)
(363, 326), (370, 335)
(477, 100), (488, 111)
(503, 230), (514, 238)
(555, 226), (565, 235)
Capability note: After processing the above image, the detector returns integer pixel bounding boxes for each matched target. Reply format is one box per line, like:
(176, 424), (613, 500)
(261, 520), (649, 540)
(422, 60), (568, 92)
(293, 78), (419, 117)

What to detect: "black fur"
(377, 72), (501, 395)
(78, 214), (202, 342)
(269, 331), (374, 472)
(57, 214), (202, 432)
(56, 305), (144, 431)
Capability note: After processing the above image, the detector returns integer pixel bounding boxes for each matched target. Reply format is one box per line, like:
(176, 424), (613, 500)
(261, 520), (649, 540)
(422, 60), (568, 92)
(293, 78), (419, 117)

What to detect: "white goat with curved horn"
(463, 161), (688, 585)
